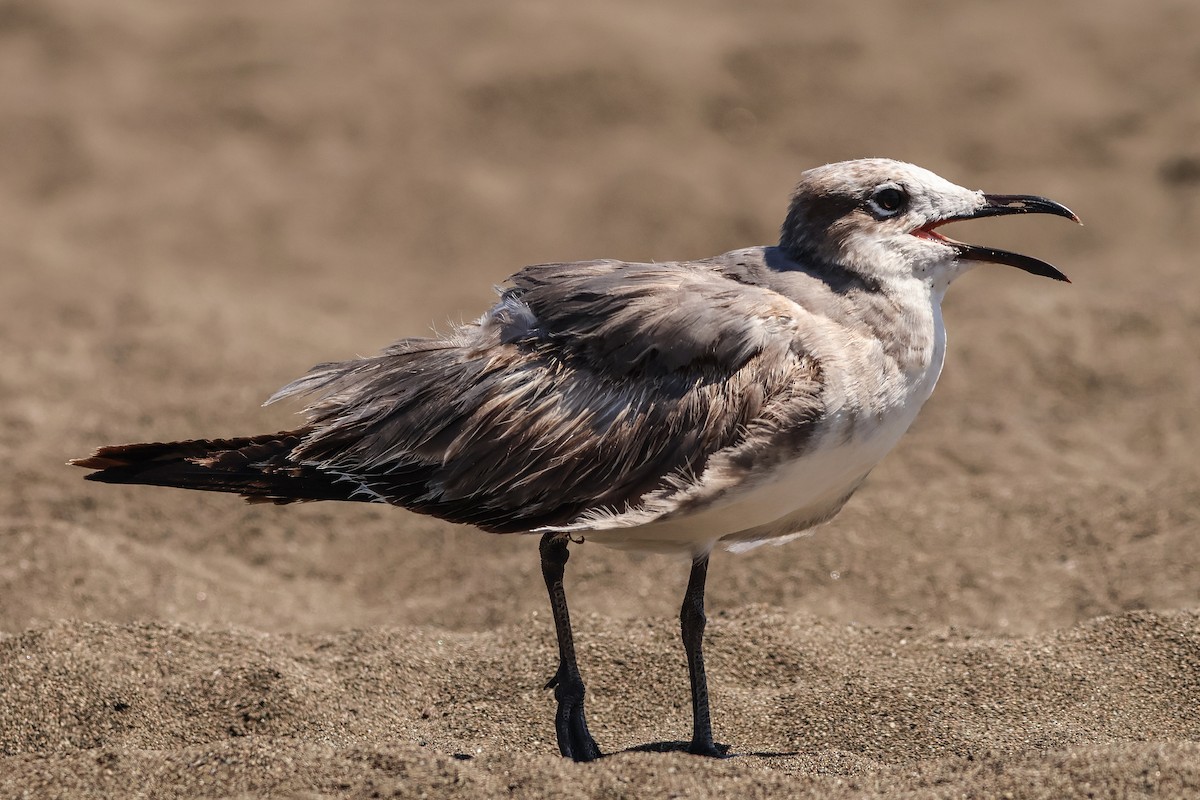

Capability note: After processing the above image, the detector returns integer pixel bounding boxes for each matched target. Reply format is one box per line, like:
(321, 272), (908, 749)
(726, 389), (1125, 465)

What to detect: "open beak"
(915, 194), (1080, 282)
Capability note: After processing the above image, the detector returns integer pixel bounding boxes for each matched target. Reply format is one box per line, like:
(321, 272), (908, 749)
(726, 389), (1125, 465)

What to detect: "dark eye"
(868, 185), (907, 217)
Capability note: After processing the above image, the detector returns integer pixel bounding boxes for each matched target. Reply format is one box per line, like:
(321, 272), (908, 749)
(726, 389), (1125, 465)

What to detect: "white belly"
(578, 301), (948, 556)
(582, 398), (923, 555)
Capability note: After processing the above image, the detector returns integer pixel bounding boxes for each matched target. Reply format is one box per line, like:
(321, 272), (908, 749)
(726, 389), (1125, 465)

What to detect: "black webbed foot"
(686, 738), (733, 758)
(546, 664), (601, 761)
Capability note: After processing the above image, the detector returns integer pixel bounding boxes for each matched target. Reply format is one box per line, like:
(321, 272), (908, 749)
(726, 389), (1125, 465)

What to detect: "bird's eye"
(868, 185), (907, 217)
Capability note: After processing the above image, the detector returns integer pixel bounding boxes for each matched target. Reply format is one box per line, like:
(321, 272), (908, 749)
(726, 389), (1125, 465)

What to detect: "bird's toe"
(686, 739), (733, 758)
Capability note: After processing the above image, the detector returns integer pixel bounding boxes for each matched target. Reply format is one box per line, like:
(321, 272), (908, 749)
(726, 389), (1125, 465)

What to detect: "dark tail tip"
(69, 428), (358, 504)
(69, 454), (129, 471)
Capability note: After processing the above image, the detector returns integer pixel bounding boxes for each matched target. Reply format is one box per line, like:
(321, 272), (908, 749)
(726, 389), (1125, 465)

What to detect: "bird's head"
(779, 158), (1079, 291)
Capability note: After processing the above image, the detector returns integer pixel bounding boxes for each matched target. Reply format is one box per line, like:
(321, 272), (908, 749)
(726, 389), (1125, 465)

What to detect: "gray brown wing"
(268, 260), (823, 532)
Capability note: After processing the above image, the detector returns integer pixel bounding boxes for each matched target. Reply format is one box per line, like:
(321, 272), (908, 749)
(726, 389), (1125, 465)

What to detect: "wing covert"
(269, 259), (823, 532)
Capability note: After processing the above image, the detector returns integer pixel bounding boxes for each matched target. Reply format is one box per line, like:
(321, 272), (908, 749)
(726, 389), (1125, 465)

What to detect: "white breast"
(581, 295), (948, 556)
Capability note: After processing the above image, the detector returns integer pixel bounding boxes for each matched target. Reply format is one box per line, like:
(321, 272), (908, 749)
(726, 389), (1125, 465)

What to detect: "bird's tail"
(69, 429), (361, 504)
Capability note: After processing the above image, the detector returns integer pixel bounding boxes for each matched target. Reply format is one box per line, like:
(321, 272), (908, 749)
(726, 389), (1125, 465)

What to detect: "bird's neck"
(760, 246), (943, 382)
(847, 273), (941, 381)
(782, 232), (926, 294)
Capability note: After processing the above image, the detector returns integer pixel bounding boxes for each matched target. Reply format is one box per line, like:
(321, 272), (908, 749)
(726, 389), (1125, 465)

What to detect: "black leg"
(539, 533), (602, 762)
(681, 554), (729, 757)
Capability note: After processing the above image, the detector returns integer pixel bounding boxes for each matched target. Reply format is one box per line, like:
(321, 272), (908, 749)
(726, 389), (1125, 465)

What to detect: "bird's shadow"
(615, 741), (800, 759)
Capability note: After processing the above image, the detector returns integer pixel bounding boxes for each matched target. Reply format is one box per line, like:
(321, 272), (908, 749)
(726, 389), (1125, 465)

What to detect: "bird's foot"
(546, 670), (602, 762)
(559, 704), (602, 762)
(687, 738), (733, 758)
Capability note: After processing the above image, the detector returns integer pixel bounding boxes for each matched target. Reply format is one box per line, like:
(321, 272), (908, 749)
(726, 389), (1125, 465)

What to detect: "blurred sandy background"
(2, 0), (1199, 797)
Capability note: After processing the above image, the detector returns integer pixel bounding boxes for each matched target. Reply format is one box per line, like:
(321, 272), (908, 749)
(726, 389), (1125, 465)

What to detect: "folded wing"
(269, 259), (824, 532)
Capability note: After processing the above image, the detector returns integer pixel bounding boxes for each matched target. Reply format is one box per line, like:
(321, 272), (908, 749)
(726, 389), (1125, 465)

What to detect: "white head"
(779, 158), (1078, 292)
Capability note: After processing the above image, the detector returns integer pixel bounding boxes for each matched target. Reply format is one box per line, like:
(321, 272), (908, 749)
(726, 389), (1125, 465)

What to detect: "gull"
(72, 159), (1078, 761)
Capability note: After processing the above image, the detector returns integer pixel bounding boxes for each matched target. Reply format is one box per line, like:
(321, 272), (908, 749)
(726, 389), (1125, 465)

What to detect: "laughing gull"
(73, 158), (1078, 761)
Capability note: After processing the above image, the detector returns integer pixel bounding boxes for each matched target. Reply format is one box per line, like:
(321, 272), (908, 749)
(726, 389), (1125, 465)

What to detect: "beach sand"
(3, 1), (1199, 796)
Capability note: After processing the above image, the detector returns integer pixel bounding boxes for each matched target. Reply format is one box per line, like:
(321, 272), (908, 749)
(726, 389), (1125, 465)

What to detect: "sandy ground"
(3, 0), (1200, 797)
